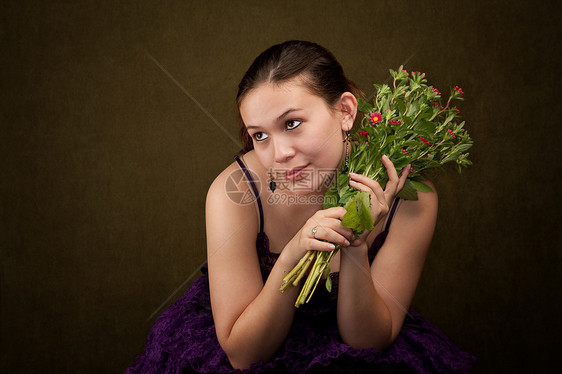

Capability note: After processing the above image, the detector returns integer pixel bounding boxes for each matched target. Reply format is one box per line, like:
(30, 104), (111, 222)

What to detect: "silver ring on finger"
(311, 226), (318, 238)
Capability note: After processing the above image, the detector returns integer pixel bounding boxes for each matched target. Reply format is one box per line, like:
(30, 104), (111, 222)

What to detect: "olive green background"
(2, 0), (560, 372)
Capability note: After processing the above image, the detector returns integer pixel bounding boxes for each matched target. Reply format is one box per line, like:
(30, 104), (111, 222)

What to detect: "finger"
(349, 177), (379, 202)
(324, 218), (356, 243)
(371, 179), (387, 206)
(382, 155), (400, 190)
(311, 208), (355, 242)
(333, 222), (356, 243)
(348, 179), (389, 225)
(349, 172), (379, 189)
(396, 164), (410, 192)
(351, 238), (362, 247)
(349, 173), (384, 199)
(321, 206), (348, 221)
(349, 173), (387, 207)
(307, 237), (338, 251)
(310, 224), (353, 248)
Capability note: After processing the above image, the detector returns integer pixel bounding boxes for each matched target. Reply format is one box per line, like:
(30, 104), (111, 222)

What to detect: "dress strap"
(367, 198), (401, 261)
(384, 198), (401, 232)
(233, 155), (264, 233)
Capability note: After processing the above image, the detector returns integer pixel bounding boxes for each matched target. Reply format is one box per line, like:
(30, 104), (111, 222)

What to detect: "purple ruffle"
(127, 225), (475, 373)
(126, 271), (475, 373)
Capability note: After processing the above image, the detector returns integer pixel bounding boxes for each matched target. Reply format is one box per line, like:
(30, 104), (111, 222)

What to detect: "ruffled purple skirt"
(126, 272), (475, 373)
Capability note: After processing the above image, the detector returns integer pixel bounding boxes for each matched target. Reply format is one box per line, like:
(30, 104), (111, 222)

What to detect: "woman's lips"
(285, 164), (310, 182)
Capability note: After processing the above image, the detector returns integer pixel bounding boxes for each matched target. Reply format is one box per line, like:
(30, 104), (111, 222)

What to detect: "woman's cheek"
(313, 139), (344, 168)
(257, 147), (275, 169)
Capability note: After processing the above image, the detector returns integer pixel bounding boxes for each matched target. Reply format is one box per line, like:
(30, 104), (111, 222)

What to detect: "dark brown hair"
(236, 40), (363, 153)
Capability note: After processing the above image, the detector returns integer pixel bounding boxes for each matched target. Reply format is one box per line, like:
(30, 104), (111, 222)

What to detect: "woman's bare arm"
(206, 164), (301, 369)
(337, 182), (438, 349)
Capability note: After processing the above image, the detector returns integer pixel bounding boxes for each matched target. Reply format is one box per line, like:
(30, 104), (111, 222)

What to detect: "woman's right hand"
(286, 207), (359, 260)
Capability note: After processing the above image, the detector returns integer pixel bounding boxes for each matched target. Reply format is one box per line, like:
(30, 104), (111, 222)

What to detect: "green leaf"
(429, 108), (440, 121)
(396, 98), (406, 115)
(341, 199), (362, 232)
(357, 98), (373, 113)
(441, 151), (461, 164)
(325, 266), (332, 292)
(455, 143), (473, 153)
(401, 139), (420, 147)
(410, 180), (434, 193)
(406, 102), (419, 117)
(414, 120), (436, 138)
(403, 116), (412, 127)
(395, 127), (410, 139)
(382, 134), (396, 149)
(337, 173), (349, 192)
(381, 95), (390, 112)
(396, 179), (419, 200)
(341, 191), (374, 235)
(443, 112), (455, 127)
(338, 188), (355, 207)
(323, 185), (339, 209)
(391, 157), (410, 171)
(357, 191), (375, 231)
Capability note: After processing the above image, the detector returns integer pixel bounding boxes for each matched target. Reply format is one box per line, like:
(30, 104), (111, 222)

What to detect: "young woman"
(127, 40), (475, 373)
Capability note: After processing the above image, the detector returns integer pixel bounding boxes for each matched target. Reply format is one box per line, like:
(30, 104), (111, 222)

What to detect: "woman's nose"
(273, 137), (295, 164)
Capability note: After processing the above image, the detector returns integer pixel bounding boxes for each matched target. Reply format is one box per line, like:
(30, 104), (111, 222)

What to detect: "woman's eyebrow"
(276, 108), (303, 122)
(246, 108), (303, 130)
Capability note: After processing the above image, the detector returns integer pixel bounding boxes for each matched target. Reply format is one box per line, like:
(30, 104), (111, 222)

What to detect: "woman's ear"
(339, 92), (358, 131)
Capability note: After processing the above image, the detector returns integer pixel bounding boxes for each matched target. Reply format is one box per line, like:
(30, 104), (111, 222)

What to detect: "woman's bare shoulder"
(208, 152), (261, 189)
(397, 179), (438, 219)
(205, 154), (262, 240)
(384, 179), (438, 258)
(207, 161), (241, 199)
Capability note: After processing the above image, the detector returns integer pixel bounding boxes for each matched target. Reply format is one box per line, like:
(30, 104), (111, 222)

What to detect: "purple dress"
(126, 157), (476, 374)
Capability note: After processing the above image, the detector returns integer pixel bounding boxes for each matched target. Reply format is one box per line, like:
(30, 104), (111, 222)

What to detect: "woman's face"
(239, 78), (354, 194)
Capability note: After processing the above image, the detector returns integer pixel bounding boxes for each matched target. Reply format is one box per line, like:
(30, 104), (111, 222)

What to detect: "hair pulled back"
(236, 40), (363, 153)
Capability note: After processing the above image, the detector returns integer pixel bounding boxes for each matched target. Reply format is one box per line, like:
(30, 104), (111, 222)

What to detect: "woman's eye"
(286, 120), (302, 130)
(253, 132), (268, 142)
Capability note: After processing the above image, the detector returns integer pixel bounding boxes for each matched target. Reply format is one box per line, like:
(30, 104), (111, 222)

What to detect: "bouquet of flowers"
(280, 66), (473, 307)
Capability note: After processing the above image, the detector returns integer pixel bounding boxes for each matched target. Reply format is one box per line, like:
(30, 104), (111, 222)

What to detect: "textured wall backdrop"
(2, 0), (560, 372)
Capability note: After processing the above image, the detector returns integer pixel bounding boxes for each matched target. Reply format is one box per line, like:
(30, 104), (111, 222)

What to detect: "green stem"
(292, 251), (316, 286)
(295, 255), (322, 307)
(280, 250), (313, 292)
(437, 97), (452, 115)
(305, 249), (337, 304)
(294, 246), (339, 307)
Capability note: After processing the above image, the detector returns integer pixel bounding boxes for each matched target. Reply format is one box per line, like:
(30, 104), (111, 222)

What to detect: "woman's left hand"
(348, 155), (410, 241)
